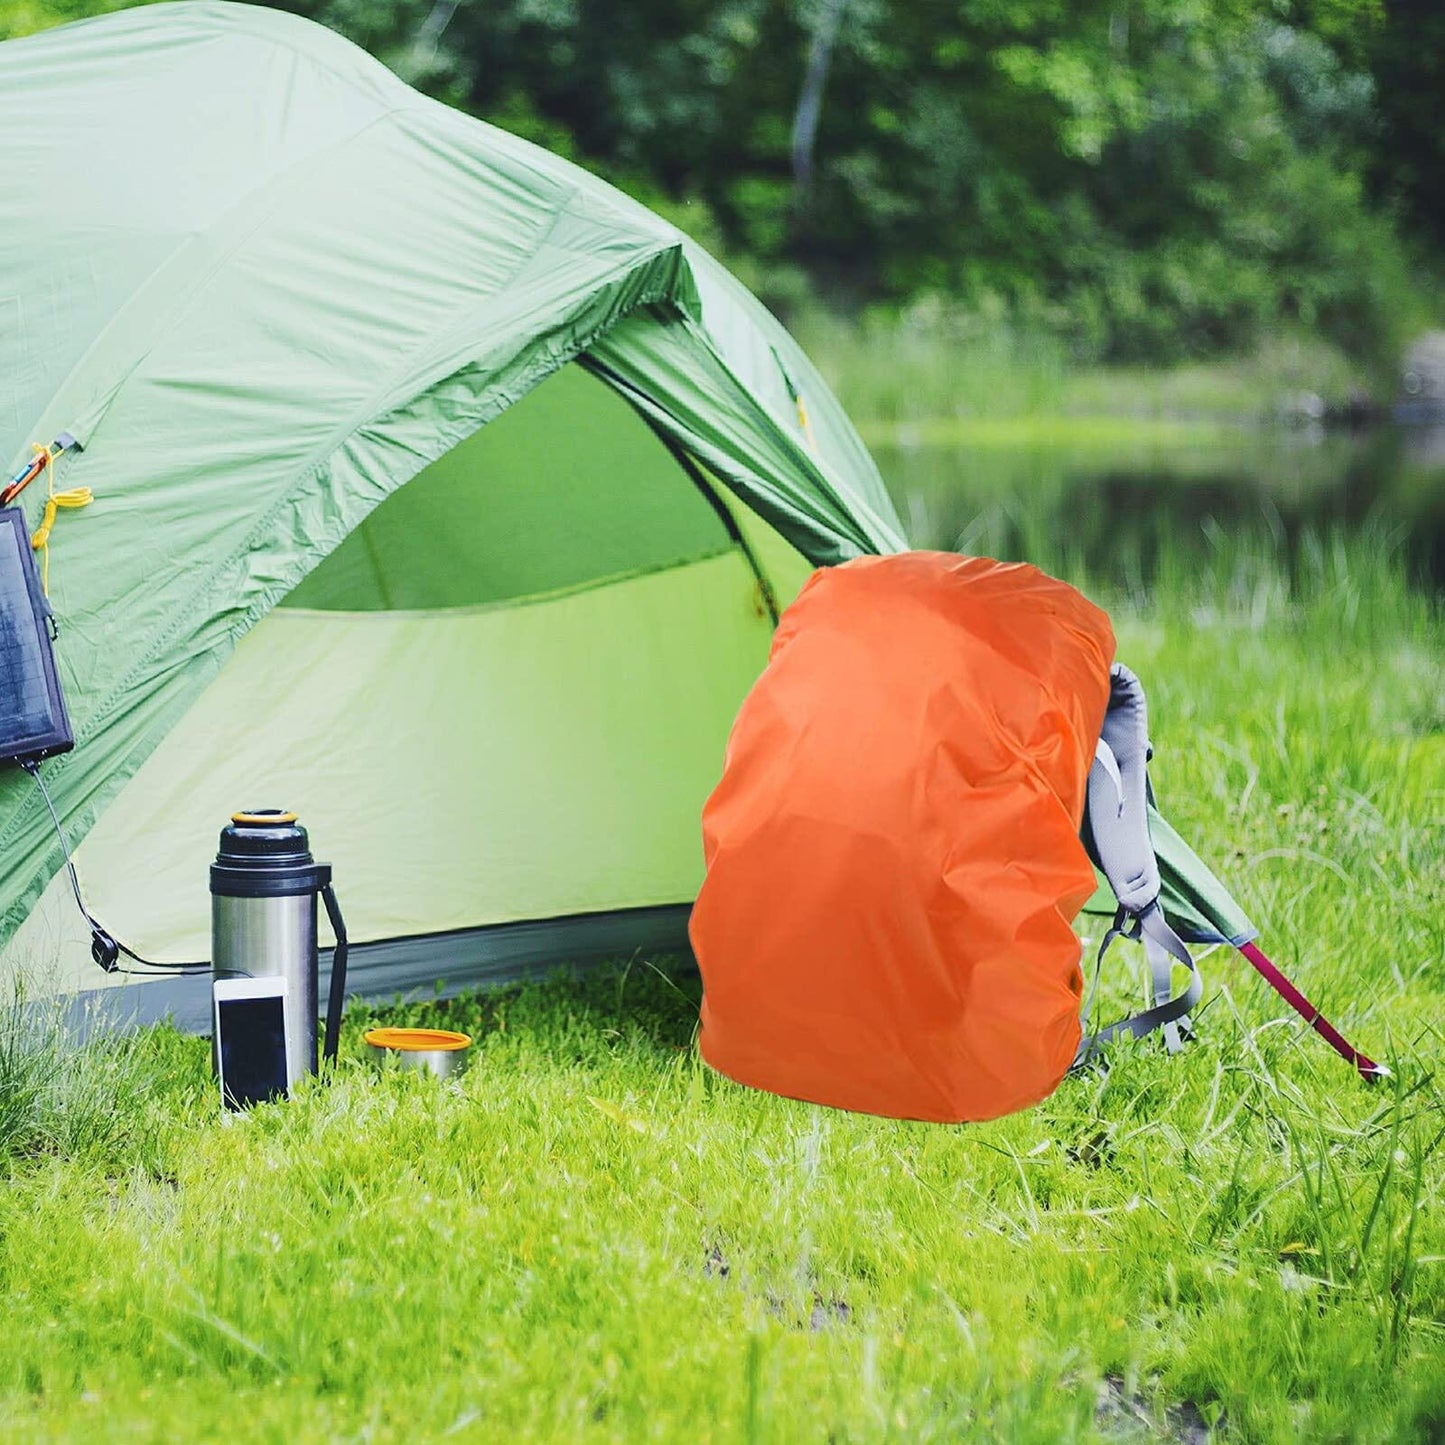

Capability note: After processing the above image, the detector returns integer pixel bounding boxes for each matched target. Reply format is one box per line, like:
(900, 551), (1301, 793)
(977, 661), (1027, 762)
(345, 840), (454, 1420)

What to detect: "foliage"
(1356, 0), (1445, 253)
(3, 0), (1436, 365)
(261, 0), (1432, 365)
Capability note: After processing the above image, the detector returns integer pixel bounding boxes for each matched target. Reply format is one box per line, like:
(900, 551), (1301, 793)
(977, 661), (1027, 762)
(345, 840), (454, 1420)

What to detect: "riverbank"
(793, 305), (1412, 433)
(793, 306), (1445, 595)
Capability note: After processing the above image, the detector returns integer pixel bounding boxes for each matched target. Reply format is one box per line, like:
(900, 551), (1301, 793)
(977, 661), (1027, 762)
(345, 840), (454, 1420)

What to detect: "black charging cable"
(20, 759), (208, 975)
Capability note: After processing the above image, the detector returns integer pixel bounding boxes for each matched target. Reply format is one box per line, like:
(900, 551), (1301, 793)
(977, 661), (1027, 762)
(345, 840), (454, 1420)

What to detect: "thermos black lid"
(210, 809), (332, 897)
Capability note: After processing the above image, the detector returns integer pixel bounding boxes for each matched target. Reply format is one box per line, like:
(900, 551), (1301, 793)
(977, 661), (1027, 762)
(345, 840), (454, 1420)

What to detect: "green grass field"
(1, 539), (1441, 1443)
(792, 307), (1381, 428)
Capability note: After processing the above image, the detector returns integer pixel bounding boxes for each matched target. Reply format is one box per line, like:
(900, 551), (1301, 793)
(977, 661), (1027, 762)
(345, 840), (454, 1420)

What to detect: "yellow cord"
(27, 443), (92, 595)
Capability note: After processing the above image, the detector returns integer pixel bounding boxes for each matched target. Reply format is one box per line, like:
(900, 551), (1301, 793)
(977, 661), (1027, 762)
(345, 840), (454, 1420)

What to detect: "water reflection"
(874, 422), (1445, 591)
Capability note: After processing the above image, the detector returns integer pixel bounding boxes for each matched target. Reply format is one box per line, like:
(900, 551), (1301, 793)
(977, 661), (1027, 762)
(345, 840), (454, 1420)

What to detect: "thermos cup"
(210, 809), (349, 1080)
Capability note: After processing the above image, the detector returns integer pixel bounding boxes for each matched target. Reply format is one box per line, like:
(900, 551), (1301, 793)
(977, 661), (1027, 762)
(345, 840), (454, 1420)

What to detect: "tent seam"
(593, 312), (904, 560)
(278, 543), (744, 621)
(0, 248), (690, 877)
(80, 255), (688, 735)
(678, 312), (905, 555)
(347, 192), (686, 433)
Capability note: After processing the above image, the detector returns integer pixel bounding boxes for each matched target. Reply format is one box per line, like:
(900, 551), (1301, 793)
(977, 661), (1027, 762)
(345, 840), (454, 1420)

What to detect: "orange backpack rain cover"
(691, 552), (1116, 1123)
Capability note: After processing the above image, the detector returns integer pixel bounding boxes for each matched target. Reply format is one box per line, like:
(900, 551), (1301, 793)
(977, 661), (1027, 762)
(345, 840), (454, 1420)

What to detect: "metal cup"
(364, 1027), (472, 1078)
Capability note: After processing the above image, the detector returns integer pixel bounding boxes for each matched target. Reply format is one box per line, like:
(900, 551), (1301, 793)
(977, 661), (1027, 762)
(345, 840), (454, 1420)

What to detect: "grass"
(855, 414), (1226, 452)
(0, 994), (160, 1165)
(0, 540), (1441, 1444)
(792, 304), (1382, 431)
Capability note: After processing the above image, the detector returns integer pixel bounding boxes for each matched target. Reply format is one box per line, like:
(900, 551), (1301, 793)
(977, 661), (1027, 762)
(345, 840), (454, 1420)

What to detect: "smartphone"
(213, 975), (291, 1111)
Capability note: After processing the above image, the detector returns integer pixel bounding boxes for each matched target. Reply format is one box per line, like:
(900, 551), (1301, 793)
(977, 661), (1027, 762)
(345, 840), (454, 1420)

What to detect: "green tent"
(0, 2), (1249, 1030)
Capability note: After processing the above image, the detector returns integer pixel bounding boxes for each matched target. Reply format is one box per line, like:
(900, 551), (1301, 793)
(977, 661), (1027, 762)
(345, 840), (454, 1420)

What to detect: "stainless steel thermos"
(210, 810), (349, 1079)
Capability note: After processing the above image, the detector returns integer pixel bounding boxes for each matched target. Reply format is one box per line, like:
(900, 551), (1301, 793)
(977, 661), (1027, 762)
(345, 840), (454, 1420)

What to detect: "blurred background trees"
(5, 0), (1440, 370)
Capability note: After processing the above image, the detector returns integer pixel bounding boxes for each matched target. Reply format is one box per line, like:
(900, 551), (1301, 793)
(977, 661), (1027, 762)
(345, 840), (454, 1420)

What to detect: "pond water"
(871, 420), (1445, 594)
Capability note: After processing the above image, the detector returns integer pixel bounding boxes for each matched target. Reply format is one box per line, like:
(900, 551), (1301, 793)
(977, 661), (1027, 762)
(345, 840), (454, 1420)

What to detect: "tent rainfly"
(0, 1), (1251, 1033)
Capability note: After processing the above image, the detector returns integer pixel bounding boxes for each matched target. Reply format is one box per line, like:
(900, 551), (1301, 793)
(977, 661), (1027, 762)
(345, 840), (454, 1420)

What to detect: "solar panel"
(0, 506), (73, 765)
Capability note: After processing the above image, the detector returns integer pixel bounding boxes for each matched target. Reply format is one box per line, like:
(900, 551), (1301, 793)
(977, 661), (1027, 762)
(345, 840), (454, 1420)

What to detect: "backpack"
(690, 552), (1380, 1123)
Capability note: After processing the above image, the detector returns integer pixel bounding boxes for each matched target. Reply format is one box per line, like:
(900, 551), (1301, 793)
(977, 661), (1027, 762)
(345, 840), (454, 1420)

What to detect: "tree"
(12, 0), (1429, 361)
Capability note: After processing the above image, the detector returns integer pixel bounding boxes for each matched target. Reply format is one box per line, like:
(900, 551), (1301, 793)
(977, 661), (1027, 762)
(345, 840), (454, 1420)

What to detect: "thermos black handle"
(320, 882), (349, 1065)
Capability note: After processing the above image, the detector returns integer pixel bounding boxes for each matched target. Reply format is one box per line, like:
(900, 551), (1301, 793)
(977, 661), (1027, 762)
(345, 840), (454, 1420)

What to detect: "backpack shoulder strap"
(1088, 663), (1163, 913)
(1074, 663), (1201, 1068)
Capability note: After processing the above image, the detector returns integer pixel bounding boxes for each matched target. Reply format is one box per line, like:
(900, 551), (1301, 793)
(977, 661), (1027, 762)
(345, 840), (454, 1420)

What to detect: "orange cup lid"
(364, 1027), (472, 1052)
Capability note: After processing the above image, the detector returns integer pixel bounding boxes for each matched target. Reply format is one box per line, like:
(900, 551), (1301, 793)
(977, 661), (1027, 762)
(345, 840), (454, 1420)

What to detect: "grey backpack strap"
(1074, 664), (1201, 1069)
(1089, 664), (1160, 914)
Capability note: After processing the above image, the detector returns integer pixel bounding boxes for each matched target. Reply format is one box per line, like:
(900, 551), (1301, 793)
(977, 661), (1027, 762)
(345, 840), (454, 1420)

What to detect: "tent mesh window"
(0, 507), (72, 764)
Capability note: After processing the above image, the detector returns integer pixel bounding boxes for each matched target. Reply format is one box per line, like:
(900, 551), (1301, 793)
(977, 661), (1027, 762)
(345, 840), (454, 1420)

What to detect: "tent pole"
(575, 353), (782, 625)
(637, 418), (781, 627)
